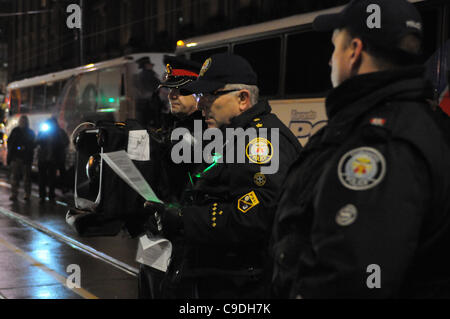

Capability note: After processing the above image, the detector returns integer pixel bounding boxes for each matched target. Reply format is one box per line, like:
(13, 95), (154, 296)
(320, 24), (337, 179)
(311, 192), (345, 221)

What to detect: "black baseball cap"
(313, 0), (423, 50)
(182, 53), (258, 94)
(159, 55), (201, 89)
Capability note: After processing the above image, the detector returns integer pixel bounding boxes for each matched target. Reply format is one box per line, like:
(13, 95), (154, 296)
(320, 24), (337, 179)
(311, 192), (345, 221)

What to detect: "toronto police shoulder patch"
(237, 191), (260, 213)
(246, 137), (273, 164)
(337, 147), (386, 191)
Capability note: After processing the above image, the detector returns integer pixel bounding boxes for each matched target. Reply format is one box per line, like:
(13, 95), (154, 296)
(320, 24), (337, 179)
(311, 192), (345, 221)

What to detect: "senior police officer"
(151, 56), (205, 203)
(133, 56), (206, 298)
(272, 0), (450, 298)
(144, 53), (302, 298)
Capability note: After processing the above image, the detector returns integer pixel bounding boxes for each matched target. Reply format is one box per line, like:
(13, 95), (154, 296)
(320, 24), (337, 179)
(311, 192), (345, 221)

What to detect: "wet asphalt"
(0, 168), (141, 299)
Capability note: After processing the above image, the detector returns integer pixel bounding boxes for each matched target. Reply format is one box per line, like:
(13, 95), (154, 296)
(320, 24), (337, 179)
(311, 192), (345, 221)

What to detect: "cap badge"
(166, 64), (173, 75)
(199, 58), (212, 77)
(246, 138), (273, 165)
(337, 147), (386, 191)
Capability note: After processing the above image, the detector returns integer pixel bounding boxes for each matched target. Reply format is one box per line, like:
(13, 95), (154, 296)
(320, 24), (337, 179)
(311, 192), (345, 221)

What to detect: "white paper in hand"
(128, 130), (150, 161)
(136, 235), (172, 272)
(101, 150), (163, 203)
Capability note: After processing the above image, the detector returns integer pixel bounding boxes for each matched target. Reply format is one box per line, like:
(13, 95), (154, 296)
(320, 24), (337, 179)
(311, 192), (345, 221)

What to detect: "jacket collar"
(326, 66), (432, 123)
(226, 100), (271, 129)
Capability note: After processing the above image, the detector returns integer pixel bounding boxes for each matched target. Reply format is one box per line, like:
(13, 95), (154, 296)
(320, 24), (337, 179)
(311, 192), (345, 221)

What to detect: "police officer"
(144, 53), (302, 298)
(152, 56), (205, 203)
(136, 57), (205, 299)
(272, 0), (450, 298)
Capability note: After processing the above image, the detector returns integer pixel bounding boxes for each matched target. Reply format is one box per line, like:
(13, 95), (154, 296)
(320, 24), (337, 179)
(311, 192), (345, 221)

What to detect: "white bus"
(4, 53), (170, 170)
(175, 0), (449, 146)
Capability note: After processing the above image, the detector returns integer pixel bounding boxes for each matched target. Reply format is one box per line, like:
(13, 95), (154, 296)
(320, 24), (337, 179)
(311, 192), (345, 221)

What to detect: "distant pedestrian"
(7, 115), (35, 201)
(36, 117), (69, 203)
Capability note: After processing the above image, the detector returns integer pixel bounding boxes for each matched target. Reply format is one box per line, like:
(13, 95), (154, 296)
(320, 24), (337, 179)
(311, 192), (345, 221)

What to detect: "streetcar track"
(0, 176), (139, 278)
(0, 206), (139, 277)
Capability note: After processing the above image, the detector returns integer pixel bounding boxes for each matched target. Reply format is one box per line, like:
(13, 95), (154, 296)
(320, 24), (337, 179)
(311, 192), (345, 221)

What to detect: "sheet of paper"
(136, 235), (172, 272)
(128, 130), (150, 161)
(101, 150), (163, 203)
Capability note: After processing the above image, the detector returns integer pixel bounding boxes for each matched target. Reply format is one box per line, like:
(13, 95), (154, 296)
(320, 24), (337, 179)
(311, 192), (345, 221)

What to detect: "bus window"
(190, 46), (228, 64)
(233, 37), (281, 97)
(285, 31), (333, 97)
(46, 81), (61, 111)
(10, 89), (20, 115)
(33, 85), (46, 113)
(98, 67), (122, 113)
(19, 87), (31, 114)
(76, 71), (98, 115)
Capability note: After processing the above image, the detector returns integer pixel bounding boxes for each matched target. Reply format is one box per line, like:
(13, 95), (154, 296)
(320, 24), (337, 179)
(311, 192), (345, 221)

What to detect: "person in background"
(7, 115), (35, 201)
(36, 117), (69, 204)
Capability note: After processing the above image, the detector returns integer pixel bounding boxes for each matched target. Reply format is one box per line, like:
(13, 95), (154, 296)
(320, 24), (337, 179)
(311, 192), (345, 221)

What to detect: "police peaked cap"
(159, 55), (201, 89)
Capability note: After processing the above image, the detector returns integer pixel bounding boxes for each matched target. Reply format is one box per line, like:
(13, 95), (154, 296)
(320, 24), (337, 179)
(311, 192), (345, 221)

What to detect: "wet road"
(0, 169), (141, 299)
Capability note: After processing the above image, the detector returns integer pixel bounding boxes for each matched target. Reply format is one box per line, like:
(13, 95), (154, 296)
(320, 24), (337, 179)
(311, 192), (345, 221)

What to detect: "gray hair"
(223, 84), (259, 106)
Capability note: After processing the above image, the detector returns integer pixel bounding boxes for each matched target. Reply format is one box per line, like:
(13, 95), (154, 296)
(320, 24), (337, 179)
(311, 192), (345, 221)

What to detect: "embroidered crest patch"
(237, 191), (260, 213)
(337, 147), (386, 191)
(246, 138), (273, 164)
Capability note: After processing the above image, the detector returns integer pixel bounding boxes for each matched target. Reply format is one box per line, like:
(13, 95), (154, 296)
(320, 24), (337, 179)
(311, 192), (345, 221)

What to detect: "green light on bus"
(97, 108), (116, 113)
(108, 98), (115, 103)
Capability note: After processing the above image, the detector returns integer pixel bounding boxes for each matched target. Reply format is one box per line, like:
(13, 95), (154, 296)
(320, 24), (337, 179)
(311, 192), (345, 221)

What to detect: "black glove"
(143, 201), (183, 239)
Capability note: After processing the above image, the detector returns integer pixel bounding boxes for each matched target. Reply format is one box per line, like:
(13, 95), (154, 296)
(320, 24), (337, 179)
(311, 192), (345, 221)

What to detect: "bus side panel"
(269, 98), (328, 147)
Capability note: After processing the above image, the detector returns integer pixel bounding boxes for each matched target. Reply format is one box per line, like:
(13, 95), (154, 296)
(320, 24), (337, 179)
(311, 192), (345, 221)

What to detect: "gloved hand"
(143, 201), (183, 239)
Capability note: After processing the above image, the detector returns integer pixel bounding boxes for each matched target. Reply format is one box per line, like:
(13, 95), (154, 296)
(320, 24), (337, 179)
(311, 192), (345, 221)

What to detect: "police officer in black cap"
(272, 0), (450, 298)
(143, 53), (302, 298)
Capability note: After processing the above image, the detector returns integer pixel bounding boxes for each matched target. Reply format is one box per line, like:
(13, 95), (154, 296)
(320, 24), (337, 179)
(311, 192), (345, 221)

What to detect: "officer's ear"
(238, 90), (251, 112)
(348, 37), (364, 74)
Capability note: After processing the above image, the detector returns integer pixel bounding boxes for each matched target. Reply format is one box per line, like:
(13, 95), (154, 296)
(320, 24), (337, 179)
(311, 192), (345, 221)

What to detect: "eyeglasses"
(193, 89), (240, 103)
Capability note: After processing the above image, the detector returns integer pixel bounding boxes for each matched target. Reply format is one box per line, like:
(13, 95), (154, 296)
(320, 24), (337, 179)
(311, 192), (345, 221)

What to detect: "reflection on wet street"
(0, 169), (139, 299)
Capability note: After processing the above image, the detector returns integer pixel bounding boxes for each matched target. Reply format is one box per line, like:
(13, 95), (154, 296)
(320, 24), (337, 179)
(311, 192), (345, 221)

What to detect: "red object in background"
(440, 88), (450, 116)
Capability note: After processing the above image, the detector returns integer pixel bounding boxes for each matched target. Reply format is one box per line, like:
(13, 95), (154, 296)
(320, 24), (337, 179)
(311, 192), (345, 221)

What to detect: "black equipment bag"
(67, 119), (159, 237)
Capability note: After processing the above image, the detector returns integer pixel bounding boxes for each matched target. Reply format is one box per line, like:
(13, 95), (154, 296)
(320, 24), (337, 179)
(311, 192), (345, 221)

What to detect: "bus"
(4, 53), (170, 170)
(175, 0), (450, 146)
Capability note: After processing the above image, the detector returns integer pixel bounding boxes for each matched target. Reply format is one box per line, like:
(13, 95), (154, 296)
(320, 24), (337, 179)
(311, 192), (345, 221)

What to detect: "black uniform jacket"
(177, 100), (302, 283)
(272, 67), (450, 298)
(156, 110), (205, 203)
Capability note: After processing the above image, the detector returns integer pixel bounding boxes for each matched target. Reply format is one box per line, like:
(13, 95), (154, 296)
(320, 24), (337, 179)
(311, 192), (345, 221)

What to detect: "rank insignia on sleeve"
(237, 191), (260, 213)
(337, 147), (386, 191)
(246, 138), (273, 164)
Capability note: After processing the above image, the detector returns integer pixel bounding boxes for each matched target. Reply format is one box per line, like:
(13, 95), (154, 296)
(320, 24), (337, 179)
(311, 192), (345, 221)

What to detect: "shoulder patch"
(337, 147), (386, 191)
(246, 137), (273, 164)
(237, 191), (260, 213)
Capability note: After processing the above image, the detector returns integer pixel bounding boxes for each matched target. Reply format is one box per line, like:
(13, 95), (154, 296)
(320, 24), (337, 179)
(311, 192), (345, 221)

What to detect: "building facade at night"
(7, 0), (348, 83)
